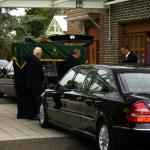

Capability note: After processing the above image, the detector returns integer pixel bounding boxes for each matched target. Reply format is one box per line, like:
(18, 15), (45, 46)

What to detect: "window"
(73, 68), (89, 90)
(48, 19), (62, 34)
(59, 70), (76, 88)
(119, 72), (150, 93)
(124, 30), (146, 63)
(82, 70), (95, 91)
(42, 62), (57, 77)
(89, 69), (117, 93)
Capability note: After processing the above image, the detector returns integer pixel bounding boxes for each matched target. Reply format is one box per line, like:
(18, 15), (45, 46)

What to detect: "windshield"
(119, 72), (150, 93)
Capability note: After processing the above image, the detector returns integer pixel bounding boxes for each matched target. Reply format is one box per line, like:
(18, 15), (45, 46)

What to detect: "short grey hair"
(33, 47), (43, 56)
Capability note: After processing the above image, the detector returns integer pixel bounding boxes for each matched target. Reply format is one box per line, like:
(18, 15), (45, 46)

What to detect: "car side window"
(89, 69), (117, 93)
(73, 68), (89, 90)
(82, 70), (95, 91)
(59, 69), (76, 88)
(42, 62), (57, 77)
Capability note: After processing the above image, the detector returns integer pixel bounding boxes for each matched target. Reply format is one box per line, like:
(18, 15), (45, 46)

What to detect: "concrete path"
(0, 98), (96, 150)
(0, 102), (67, 141)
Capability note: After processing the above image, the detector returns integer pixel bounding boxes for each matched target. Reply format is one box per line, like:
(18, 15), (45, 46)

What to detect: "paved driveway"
(0, 97), (149, 150)
(0, 97), (96, 150)
(0, 103), (68, 141)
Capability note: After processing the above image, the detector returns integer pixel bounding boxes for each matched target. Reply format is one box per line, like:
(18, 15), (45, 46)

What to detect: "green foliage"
(24, 8), (61, 38)
(0, 7), (61, 58)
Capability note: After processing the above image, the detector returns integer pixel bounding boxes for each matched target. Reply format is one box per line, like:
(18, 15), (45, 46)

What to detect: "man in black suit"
(26, 47), (44, 120)
(57, 49), (81, 81)
(121, 45), (137, 63)
(13, 62), (28, 119)
(66, 49), (81, 72)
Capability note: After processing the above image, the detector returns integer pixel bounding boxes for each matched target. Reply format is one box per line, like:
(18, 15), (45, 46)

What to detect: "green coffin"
(12, 42), (87, 69)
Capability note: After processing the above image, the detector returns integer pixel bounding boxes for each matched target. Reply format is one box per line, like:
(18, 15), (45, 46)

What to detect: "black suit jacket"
(26, 55), (44, 91)
(56, 56), (81, 81)
(122, 52), (137, 63)
(66, 56), (81, 70)
(13, 61), (27, 87)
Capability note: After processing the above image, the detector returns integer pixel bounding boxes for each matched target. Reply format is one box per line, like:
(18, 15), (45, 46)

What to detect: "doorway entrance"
(123, 22), (150, 64)
(86, 26), (100, 64)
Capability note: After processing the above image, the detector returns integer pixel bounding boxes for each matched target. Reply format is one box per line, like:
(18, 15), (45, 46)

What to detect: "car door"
(46, 69), (77, 125)
(59, 67), (91, 128)
(0, 61), (15, 96)
(79, 68), (120, 134)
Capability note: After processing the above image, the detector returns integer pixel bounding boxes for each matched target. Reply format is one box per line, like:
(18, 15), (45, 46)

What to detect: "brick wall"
(66, 8), (99, 34)
(104, 0), (150, 64)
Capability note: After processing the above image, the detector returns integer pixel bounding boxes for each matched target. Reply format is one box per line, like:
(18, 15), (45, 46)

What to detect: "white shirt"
(125, 51), (130, 59)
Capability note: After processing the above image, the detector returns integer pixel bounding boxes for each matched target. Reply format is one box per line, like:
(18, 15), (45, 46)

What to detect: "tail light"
(126, 101), (150, 123)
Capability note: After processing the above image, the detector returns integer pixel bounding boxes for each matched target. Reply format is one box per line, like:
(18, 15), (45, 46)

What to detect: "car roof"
(78, 64), (150, 72)
(0, 59), (9, 68)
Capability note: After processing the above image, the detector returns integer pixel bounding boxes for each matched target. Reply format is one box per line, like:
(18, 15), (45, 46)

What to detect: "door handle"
(95, 100), (102, 106)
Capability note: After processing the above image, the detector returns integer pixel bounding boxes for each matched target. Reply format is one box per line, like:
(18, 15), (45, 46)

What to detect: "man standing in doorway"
(121, 45), (137, 63)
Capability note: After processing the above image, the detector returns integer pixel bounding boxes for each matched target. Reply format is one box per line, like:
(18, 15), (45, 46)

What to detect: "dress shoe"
(17, 115), (28, 119)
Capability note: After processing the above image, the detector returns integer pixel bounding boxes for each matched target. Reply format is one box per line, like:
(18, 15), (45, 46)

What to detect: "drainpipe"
(108, 4), (111, 42)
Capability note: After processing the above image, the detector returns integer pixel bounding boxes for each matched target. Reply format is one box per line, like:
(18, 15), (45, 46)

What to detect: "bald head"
(72, 49), (80, 58)
(33, 47), (43, 59)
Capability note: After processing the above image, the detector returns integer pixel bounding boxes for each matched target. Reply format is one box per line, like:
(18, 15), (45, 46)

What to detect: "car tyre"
(96, 120), (114, 150)
(39, 100), (49, 128)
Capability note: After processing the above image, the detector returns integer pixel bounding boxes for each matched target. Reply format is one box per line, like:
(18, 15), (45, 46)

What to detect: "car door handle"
(95, 100), (102, 105)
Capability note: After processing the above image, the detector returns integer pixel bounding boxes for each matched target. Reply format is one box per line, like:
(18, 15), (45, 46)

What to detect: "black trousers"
(15, 86), (28, 118)
(27, 90), (42, 119)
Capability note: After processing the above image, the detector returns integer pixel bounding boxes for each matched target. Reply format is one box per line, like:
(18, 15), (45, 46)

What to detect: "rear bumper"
(113, 124), (150, 146)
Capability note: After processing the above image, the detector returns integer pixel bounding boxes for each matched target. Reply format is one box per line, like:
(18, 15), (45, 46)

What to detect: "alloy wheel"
(39, 103), (45, 125)
(99, 124), (109, 150)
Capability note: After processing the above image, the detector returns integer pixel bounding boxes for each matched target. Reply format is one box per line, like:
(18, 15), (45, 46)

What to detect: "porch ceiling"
(0, 0), (105, 8)
(0, 0), (129, 8)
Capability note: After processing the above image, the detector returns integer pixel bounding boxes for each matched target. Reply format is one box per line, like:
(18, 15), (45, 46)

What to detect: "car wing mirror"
(46, 83), (56, 89)
(55, 84), (71, 93)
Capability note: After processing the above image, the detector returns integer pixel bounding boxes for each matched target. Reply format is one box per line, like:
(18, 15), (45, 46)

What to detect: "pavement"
(0, 97), (148, 150)
(0, 97), (95, 150)
(0, 98), (68, 141)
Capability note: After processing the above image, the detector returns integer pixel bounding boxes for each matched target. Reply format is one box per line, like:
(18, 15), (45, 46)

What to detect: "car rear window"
(0, 60), (9, 68)
(119, 72), (150, 93)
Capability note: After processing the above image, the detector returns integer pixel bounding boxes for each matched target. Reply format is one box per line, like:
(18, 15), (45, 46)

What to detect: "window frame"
(88, 68), (118, 94)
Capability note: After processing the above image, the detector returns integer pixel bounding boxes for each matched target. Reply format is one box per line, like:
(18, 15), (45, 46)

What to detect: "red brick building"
(65, 0), (150, 64)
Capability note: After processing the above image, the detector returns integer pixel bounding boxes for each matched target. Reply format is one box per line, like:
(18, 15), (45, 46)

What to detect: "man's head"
(33, 47), (43, 59)
(121, 45), (130, 56)
(72, 49), (80, 58)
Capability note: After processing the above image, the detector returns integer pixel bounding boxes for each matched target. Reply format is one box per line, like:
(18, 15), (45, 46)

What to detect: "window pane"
(140, 35), (144, 48)
(129, 35), (133, 49)
(83, 70), (95, 91)
(74, 69), (89, 90)
(89, 69), (111, 93)
(119, 73), (150, 93)
(59, 70), (76, 87)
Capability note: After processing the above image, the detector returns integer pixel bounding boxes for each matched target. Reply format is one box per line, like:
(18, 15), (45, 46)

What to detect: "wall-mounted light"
(76, 0), (83, 8)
